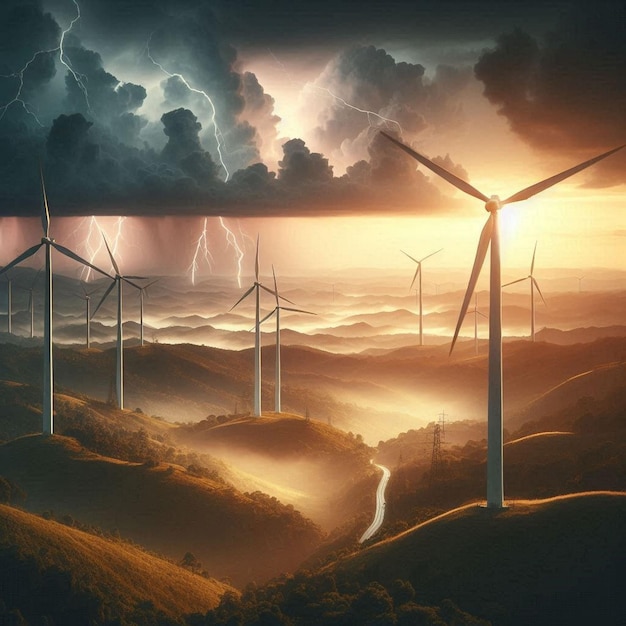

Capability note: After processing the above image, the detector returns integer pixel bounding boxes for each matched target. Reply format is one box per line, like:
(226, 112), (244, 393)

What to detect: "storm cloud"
(475, 2), (626, 185)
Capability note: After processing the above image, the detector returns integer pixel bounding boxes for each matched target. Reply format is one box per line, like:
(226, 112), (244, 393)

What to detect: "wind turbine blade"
(409, 264), (421, 291)
(0, 243), (44, 276)
(380, 131), (490, 203)
(102, 234), (120, 275)
(39, 164), (50, 238)
(503, 144), (626, 205)
(450, 215), (493, 354)
(502, 276), (528, 288)
(259, 283), (295, 304)
(255, 235), (260, 281)
(281, 307), (316, 315)
(533, 277), (547, 307)
(28, 291), (33, 313)
(230, 284), (255, 311)
(400, 250), (420, 264)
(121, 277), (142, 290)
(51, 242), (111, 279)
(419, 248), (443, 263)
(91, 280), (116, 318)
(272, 265), (279, 307)
(259, 309), (277, 326)
(530, 241), (537, 276)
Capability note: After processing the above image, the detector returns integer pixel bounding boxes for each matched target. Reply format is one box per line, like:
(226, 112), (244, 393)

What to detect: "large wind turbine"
(503, 242), (546, 342)
(0, 170), (110, 434)
(259, 266), (315, 413)
(230, 237), (280, 417)
(92, 235), (146, 410)
(401, 248), (442, 346)
(382, 131), (624, 508)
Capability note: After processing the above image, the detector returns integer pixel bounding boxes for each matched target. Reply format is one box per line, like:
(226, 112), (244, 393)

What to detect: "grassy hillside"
(0, 435), (323, 587)
(175, 413), (376, 529)
(0, 503), (234, 624)
(327, 492), (626, 626)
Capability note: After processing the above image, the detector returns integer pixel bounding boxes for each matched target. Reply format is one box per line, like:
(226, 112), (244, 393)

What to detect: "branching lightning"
(0, 0), (90, 125)
(219, 217), (245, 288)
(312, 86), (403, 133)
(145, 35), (230, 181)
(78, 216), (126, 280)
(188, 217), (214, 285)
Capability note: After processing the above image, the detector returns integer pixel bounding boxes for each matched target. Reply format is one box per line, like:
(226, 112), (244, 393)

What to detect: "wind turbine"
(503, 242), (546, 342)
(3, 276), (12, 334)
(0, 169), (110, 434)
(259, 266), (315, 413)
(382, 131), (624, 508)
(401, 248), (442, 346)
(230, 236), (280, 417)
(92, 235), (146, 410)
(79, 284), (100, 349)
(138, 280), (158, 347)
(469, 294), (488, 355)
(16, 270), (41, 339)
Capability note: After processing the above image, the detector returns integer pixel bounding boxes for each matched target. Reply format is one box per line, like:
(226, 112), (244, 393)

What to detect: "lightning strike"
(219, 217), (245, 288)
(146, 36), (230, 181)
(312, 86), (403, 133)
(0, 0), (90, 125)
(78, 216), (126, 281)
(188, 217), (214, 286)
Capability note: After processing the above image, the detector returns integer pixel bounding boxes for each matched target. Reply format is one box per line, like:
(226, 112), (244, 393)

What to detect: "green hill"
(0, 435), (323, 587)
(0, 503), (234, 624)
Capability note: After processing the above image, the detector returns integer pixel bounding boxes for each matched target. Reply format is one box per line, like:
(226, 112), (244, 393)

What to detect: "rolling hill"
(0, 503), (235, 624)
(0, 434), (324, 587)
(327, 492), (626, 626)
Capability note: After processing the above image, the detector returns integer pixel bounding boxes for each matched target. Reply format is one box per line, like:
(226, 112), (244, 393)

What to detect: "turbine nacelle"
(485, 196), (502, 213)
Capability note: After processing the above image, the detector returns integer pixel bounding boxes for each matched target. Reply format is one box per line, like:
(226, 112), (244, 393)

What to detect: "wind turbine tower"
(0, 169), (110, 434)
(382, 131), (624, 508)
(503, 242), (546, 342)
(92, 235), (146, 410)
(401, 248), (442, 346)
(259, 266), (315, 413)
(230, 237), (280, 417)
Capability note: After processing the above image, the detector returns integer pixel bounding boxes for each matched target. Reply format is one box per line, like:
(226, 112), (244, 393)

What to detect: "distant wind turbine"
(401, 248), (442, 346)
(470, 294), (488, 355)
(16, 270), (41, 339)
(3, 276), (12, 334)
(138, 280), (158, 347)
(92, 235), (146, 410)
(230, 236), (281, 417)
(382, 130), (624, 508)
(503, 242), (546, 342)
(259, 266), (315, 413)
(79, 284), (99, 349)
(0, 168), (110, 434)
(577, 275), (584, 293)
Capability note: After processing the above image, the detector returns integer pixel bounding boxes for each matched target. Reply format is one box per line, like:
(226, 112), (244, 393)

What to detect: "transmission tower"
(429, 410), (447, 487)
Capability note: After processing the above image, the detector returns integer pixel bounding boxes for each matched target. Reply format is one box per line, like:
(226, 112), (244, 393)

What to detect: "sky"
(0, 0), (624, 280)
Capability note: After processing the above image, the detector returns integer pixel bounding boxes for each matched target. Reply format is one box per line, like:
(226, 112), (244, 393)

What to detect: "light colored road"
(359, 463), (391, 543)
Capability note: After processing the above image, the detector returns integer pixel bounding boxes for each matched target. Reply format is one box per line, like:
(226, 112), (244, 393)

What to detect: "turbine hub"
(485, 195), (502, 213)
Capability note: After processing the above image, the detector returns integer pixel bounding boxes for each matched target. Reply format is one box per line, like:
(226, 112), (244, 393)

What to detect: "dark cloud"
(474, 2), (626, 185)
(311, 45), (472, 165)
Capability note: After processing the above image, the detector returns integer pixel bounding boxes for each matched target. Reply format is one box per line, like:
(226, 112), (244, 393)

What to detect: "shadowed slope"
(328, 492), (626, 626)
(0, 503), (235, 623)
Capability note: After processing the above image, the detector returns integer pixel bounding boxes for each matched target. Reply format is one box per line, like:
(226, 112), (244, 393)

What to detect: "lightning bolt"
(188, 217), (214, 285)
(312, 86), (403, 133)
(219, 217), (245, 288)
(0, 0), (90, 125)
(77, 216), (126, 280)
(145, 35), (230, 181)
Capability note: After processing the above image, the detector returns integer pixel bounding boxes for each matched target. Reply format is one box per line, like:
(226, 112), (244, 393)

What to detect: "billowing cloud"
(474, 3), (626, 185)
(308, 45), (472, 169)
